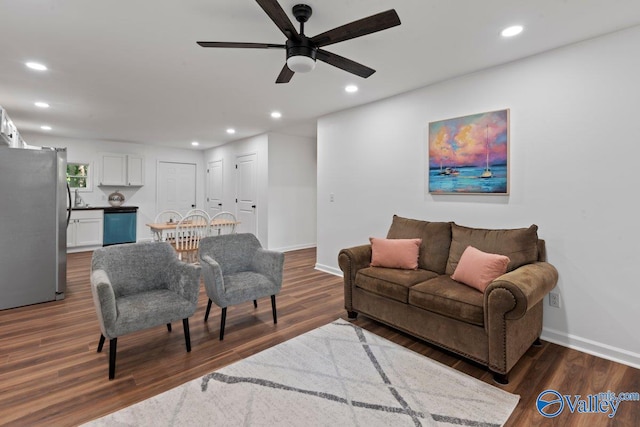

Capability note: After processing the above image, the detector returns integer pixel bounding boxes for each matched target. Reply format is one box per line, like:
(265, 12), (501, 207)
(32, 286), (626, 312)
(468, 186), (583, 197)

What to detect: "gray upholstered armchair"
(90, 241), (201, 380)
(199, 234), (284, 340)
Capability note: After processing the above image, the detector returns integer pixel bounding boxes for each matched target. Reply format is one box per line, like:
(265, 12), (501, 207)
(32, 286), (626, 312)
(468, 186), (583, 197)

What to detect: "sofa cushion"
(451, 246), (510, 292)
(386, 215), (452, 274)
(370, 237), (421, 270)
(446, 223), (539, 275)
(409, 276), (485, 326)
(356, 267), (438, 303)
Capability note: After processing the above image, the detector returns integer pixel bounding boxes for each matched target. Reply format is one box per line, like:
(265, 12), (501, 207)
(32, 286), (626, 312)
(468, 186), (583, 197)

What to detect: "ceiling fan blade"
(316, 49), (375, 78)
(255, 0), (299, 40)
(275, 64), (294, 84)
(197, 41), (285, 49)
(311, 9), (401, 48)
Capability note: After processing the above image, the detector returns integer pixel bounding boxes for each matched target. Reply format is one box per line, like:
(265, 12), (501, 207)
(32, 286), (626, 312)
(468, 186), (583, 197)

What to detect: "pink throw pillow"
(451, 246), (510, 292)
(370, 237), (422, 270)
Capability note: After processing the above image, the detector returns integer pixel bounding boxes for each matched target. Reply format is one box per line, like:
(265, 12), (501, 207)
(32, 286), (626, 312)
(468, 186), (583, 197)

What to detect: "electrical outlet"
(329, 193), (335, 202)
(549, 292), (561, 308)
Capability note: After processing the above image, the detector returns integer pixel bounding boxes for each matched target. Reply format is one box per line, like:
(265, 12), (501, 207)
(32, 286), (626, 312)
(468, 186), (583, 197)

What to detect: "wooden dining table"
(146, 219), (240, 242)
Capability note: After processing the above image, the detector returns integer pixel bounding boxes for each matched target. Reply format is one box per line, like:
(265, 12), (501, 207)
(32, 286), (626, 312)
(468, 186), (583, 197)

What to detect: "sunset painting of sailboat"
(428, 109), (509, 194)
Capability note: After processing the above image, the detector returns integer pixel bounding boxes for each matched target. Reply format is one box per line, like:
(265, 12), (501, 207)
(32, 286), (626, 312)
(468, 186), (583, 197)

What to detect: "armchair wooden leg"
(97, 334), (105, 352)
(108, 338), (117, 380)
(220, 307), (227, 341)
(167, 323), (172, 332)
(183, 318), (191, 352)
(347, 311), (358, 319)
(533, 338), (543, 347)
(204, 299), (213, 322)
(271, 295), (277, 324)
(253, 300), (257, 308)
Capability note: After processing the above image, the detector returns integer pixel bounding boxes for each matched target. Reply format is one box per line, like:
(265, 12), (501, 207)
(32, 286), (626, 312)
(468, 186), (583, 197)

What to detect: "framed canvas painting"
(428, 109), (509, 194)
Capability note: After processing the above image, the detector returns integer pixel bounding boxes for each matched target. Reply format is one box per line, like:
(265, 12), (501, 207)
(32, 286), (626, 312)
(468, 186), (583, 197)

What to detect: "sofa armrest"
(484, 261), (559, 322)
(338, 244), (372, 310)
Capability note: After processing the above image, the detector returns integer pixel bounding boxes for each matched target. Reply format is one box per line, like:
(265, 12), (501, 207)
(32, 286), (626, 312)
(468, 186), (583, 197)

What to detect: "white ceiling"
(1, 0), (640, 150)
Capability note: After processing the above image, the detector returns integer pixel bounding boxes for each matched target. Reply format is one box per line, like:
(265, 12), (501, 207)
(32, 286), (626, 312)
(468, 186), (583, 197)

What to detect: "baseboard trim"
(271, 243), (316, 253)
(315, 263), (342, 276)
(541, 327), (640, 369)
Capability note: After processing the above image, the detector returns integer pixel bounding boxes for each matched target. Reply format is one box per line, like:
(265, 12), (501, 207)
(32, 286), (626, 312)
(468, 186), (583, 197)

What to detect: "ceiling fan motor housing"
(285, 37), (317, 61)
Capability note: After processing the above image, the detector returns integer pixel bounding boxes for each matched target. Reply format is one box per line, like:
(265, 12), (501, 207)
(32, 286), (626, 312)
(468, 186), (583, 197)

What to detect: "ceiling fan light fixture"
(287, 55), (316, 73)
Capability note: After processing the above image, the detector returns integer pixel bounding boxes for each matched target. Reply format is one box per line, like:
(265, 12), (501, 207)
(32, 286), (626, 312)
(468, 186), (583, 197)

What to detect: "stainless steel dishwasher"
(103, 206), (138, 246)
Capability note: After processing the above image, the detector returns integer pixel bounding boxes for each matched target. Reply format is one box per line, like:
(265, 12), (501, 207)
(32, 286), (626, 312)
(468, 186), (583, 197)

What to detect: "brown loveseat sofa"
(338, 215), (558, 384)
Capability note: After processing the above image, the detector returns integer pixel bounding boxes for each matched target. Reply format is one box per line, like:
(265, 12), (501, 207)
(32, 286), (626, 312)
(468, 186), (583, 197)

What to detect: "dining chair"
(211, 211), (237, 235)
(174, 212), (210, 263)
(153, 210), (183, 242)
(185, 209), (211, 221)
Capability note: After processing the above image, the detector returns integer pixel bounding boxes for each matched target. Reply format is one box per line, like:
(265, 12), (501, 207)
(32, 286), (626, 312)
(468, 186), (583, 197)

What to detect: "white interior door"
(236, 153), (257, 235)
(157, 162), (197, 216)
(206, 159), (223, 218)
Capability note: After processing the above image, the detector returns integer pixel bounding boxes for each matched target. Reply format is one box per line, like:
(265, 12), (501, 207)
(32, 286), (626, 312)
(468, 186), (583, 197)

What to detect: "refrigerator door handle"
(66, 183), (72, 227)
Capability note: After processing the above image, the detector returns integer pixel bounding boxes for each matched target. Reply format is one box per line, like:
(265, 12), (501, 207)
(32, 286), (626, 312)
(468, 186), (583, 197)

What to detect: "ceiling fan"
(197, 0), (401, 83)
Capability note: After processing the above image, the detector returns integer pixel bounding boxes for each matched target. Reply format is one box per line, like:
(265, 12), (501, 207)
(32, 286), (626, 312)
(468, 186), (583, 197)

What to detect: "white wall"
(317, 26), (640, 368)
(268, 132), (317, 251)
(24, 134), (206, 242)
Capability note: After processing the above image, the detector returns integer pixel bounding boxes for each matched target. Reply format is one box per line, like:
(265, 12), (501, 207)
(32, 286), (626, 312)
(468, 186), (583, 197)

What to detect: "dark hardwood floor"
(0, 248), (638, 426)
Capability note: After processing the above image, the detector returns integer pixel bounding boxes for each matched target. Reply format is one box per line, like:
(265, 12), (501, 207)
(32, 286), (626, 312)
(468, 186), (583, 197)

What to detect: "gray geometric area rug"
(83, 319), (519, 427)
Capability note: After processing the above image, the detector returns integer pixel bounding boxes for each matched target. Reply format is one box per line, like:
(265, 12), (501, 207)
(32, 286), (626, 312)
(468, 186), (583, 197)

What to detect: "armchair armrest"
(251, 249), (284, 289)
(90, 269), (117, 338)
(484, 261), (559, 321)
(165, 258), (201, 305)
(338, 244), (372, 310)
(200, 254), (227, 304)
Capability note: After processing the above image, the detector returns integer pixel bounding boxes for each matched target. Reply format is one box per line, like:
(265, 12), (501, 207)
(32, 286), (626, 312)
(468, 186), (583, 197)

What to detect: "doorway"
(206, 159), (223, 218)
(235, 153), (257, 235)
(157, 161), (197, 216)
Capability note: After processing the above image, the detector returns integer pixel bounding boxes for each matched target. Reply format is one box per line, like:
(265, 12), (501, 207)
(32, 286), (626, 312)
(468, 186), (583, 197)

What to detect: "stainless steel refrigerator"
(0, 145), (69, 310)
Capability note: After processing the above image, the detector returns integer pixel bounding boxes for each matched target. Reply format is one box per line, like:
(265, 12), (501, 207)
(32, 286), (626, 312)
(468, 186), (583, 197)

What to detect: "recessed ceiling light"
(226, 128), (236, 134)
(34, 101), (50, 108)
(501, 25), (523, 37)
(26, 62), (47, 71)
(271, 111), (282, 119)
(345, 85), (358, 93)
(40, 125), (52, 131)
(191, 141), (199, 146)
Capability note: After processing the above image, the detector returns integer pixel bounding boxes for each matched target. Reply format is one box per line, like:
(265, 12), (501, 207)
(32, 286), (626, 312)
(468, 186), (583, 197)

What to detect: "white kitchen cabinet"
(99, 153), (126, 186)
(126, 154), (144, 186)
(99, 153), (144, 187)
(67, 209), (103, 252)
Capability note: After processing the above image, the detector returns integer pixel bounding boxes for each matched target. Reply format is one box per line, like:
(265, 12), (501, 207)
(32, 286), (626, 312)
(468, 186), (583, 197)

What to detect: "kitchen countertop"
(71, 206), (138, 211)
